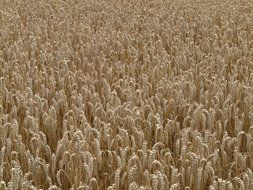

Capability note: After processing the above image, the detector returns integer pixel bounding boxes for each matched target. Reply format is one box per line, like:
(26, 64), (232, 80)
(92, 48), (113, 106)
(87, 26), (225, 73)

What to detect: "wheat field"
(1, 0), (253, 189)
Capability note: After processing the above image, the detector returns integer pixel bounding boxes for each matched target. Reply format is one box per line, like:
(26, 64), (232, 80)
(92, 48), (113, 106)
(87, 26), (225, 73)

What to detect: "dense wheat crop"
(1, 0), (253, 189)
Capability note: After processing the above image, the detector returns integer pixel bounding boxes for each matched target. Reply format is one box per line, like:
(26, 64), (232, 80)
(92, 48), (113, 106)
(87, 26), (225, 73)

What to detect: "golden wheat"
(1, 0), (253, 189)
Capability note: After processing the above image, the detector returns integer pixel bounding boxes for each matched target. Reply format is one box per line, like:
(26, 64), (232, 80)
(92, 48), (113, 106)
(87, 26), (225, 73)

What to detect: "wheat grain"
(1, 0), (253, 189)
